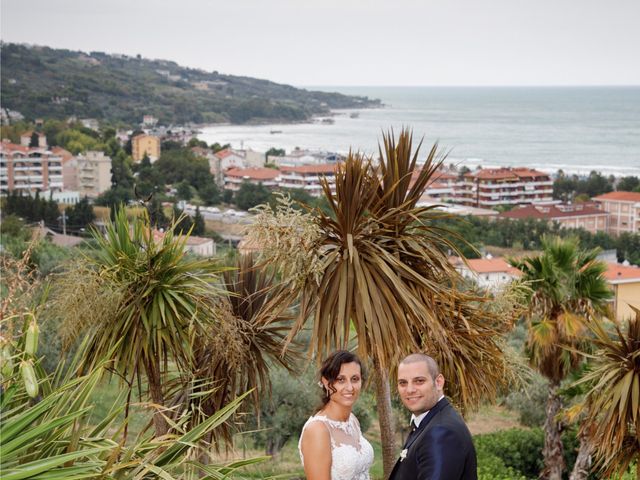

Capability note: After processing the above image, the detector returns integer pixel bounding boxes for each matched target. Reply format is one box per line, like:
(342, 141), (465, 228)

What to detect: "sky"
(2, 0), (639, 87)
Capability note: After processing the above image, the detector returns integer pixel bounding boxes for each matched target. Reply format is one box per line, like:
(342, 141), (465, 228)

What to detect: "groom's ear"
(435, 374), (445, 392)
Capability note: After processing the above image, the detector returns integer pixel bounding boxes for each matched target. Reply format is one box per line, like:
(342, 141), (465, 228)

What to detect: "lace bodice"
(299, 413), (374, 480)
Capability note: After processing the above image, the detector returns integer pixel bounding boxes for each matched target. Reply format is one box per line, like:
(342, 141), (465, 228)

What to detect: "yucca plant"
(508, 235), (612, 480)
(49, 208), (227, 437)
(250, 129), (516, 476)
(574, 309), (640, 479)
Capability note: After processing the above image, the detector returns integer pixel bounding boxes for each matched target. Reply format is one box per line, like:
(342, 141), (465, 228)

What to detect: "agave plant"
(49, 208), (227, 437)
(250, 128), (516, 475)
(508, 235), (612, 480)
(575, 309), (640, 479)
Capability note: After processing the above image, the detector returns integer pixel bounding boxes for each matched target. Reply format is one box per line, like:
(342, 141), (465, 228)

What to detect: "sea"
(198, 86), (640, 177)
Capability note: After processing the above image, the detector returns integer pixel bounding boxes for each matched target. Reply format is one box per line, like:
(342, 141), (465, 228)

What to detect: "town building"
(20, 131), (47, 148)
(455, 167), (553, 208)
(414, 169), (459, 203)
(593, 191), (640, 236)
(0, 141), (63, 195)
(72, 151), (112, 198)
(131, 134), (161, 162)
(278, 163), (338, 197)
(151, 229), (215, 257)
(142, 115), (158, 127)
(224, 167), (280, 191)
(452, 255), (522, 292)
(184, 235), (216, 257)
(498, 202), (610, 234)
(209, 148), (265, 185)
(267, 148), (343, 167)
(604, 262), (640, 321)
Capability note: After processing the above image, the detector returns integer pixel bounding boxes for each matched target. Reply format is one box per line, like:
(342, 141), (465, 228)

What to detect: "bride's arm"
(300, 421), (332, 480)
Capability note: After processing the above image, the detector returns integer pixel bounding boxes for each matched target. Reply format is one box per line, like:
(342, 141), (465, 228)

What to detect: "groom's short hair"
(399, 353), (440, 380)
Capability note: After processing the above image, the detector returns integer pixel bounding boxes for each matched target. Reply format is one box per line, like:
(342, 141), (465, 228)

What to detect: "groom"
(389, 354), (477, 480)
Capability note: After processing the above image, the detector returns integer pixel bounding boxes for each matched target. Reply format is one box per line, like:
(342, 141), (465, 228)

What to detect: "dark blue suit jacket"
(389, 398), (477, 480)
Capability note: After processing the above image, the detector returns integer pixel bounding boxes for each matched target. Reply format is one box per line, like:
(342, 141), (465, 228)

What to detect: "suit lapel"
(404, 399), (450, 450)
(390, 399), (451, 479)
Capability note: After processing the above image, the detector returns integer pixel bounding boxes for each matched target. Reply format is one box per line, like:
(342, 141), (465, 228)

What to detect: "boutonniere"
(400, 449), (408, 462)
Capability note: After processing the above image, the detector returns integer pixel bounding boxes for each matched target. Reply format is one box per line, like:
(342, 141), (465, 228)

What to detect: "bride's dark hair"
(316, 350), (364, 410)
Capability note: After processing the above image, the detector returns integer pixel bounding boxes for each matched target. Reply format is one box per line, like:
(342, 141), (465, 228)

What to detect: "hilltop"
(0, 43), (380, 126)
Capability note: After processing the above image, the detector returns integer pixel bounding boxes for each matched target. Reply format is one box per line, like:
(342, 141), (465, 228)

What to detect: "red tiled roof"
(464, 167), (550, 181)
(593, 191), (640, 203)
(604, 262), (640, 282)
(280, 164), (337, 174)
(464, 257), (522, 276)
(51, 146), (74, 162)
(499, 203), (607, 220)
(215, 148), (235, 159)
(186, 235), (213, 245)
(0, 142), (29, 153)
(225, 167), (280, 180)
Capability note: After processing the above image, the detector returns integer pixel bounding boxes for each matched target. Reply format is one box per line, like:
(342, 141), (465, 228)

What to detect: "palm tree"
(575, 309), (640, 479)
(167, 252), (301, 446)
(52, 208), (226, 436)
(508, 235), (612, 480)
(252, 129), (516, 476)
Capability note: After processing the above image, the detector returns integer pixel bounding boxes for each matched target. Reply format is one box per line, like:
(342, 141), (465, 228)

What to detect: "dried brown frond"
(166, 252), (301, 448)
(577, 310), (640, 478)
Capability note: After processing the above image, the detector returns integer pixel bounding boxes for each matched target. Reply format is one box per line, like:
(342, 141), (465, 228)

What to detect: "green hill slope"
(1, 43), (380, 126)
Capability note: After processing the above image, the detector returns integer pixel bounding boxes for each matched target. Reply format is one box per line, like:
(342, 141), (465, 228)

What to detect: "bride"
(298, 350), (374, 480)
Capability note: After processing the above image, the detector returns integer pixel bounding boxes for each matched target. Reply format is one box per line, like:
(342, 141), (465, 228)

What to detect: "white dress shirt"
(411, 395), (445, 428)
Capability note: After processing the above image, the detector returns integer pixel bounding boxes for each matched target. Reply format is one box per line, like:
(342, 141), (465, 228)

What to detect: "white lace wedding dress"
(299, 413), (374, 480)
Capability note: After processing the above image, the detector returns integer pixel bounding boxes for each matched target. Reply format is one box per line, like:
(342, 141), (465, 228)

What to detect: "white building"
(452, 255), (522, 292)
(75, 151), (112, 198)
(184, 235), (216, 257)
(278, 163), (338, 197)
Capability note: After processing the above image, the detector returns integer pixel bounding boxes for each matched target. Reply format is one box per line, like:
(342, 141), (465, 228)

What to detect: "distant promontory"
(0, 43), (380, 126)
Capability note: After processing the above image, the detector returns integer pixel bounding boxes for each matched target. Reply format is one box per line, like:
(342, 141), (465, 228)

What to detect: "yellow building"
(605, 262), (640, 321)
(132, 134), (161, 162)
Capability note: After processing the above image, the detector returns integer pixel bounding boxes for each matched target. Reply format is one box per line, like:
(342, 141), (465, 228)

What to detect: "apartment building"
(224, 167), (280, 191)
(208, 148), (265, 186)
(414, 169), (458, 202)
(74, 151), (112, 198)
(278, 164), (337, 197)
(593, 191), (640, 235)
(456, 167), (553, 208)
(131, 134), (161, 162)
(0, 141), (63, 195)
(499, 202), (610, 234)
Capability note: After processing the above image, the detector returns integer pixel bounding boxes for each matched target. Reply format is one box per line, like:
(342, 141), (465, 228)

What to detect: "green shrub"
(474, 428), (544, 478)
(477, 452), (527, 480)
(504, 374), (547, 427)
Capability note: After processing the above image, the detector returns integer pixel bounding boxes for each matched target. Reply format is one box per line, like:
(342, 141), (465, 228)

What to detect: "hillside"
(0, 43), (380, 126)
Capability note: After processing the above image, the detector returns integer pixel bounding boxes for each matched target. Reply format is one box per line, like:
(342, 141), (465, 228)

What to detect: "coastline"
(197, 86), (640, 179)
